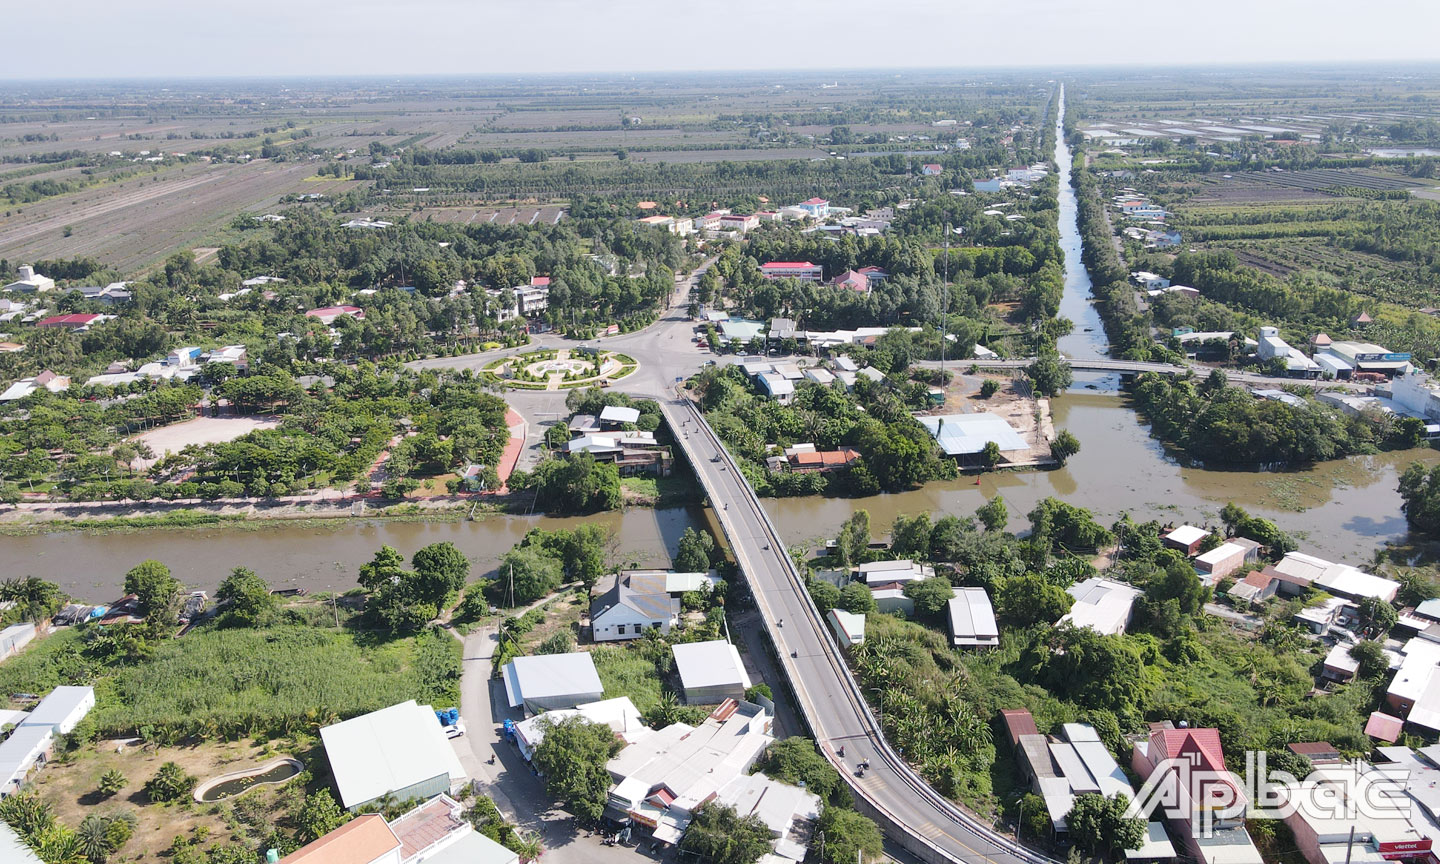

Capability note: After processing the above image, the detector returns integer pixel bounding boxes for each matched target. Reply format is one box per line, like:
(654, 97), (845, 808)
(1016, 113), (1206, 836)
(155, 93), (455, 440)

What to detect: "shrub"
(144, 761), (196, 803)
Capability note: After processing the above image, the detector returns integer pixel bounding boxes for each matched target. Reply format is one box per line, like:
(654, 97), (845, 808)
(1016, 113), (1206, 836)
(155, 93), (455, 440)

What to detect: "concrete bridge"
(660, 396), (1058, 864)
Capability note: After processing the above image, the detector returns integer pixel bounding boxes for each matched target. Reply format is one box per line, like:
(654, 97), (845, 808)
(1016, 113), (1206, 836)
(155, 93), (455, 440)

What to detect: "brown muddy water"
(6, 392), (1432, 601)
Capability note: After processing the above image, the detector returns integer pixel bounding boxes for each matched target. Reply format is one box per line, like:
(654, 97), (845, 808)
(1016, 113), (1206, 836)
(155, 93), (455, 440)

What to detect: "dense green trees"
(358, 542), (471, 629)
(123, 560), (180, 624)
(513, 452), (621, 514)
(904, 577), (958, 619)
(1067, 793), (1145, 856)
(675, 527), (716, 573)
(295, 790), (350, 844)
(753, 738), (850, 807)
(143, 761), (196, 802)
(216, 567), (275, 627)
(814, 806), (885, 864)
(976, 495), (1008, 532)
(1026, 352), (1073, 397)
(0, 576), (66, 625)
(532, 716), (622, 824)
(680, 803), (773, 864)
(993, 574), (1072, 625)
(695, 365), (952, 498)
(1027, 497), (1113, 551)
(1400, 462), (1440, 536)
(494, 547), (563, 607)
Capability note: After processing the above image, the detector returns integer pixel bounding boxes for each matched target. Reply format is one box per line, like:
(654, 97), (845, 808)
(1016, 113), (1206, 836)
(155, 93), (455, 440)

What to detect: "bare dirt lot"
(0, 162), (358, 273)
(27, 737), (309, 864)
(131, 416), (281, 468)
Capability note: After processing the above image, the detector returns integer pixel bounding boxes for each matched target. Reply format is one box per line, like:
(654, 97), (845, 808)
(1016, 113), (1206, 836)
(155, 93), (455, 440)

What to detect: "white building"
(1131, 271), (1170, 291)
(0, 623), (35, 661)
(607, 701), (773, 845)
(3, 266), (54, 294)
(711, 772), (821, 862)
(514, 284), (549, 316)
(1392, 369), (1440, 420)
(827, 609), (865, 646)
(918, 413), (1029, 461)
(319, 700), (467, 811)
(0, 725), (53, 798)
(794, 198), (829, 219)
(1257, 326), (1322, 376)
(856, 559), (934, 585)
(19, 686), (94, 735)
(673, 640), (752, 704)
(1061, 577), (1142, 636)
(1273, 551), (1398, 604)
(0, 822), (43, 864)
(502, 652), (605, 714)
(591, 571), (680, 642)
(947, 587), (999, 648)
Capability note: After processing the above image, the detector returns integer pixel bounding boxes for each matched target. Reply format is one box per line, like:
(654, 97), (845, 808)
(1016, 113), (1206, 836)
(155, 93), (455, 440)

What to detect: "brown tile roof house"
(1287, 742), (1341, 765)
(279, 814), (400, 864)
(788, 448), (861, 473)
(999, 708), (1039, 749)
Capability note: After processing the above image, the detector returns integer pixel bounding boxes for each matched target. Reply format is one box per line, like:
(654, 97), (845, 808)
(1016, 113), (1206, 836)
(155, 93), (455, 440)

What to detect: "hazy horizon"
(4, 0), (1440, 80)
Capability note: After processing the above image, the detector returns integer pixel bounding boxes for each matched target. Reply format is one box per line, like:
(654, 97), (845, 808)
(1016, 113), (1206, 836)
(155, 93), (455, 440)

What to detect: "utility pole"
(1343, 825), (1356, 864)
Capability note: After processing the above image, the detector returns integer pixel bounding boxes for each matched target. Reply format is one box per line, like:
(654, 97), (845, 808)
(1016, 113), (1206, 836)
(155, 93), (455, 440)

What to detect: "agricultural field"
(0, 72), (1047, 271)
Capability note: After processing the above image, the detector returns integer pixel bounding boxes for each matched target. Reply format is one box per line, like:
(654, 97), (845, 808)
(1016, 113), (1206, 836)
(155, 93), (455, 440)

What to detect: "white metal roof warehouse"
(319, 700), (466, 810)
(918, 413), (1028, 456)
(503, 652), (605, 714)
(673, 640), (752, 703)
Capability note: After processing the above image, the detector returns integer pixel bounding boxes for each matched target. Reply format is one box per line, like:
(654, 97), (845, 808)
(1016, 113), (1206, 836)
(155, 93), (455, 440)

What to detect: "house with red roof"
(796, 198), (829, 218)
(921, 164), (943, 176)
(34, 313), (103, 330)
(1132, 722), (1260, 864)
(530, 276), (551, 287)
(306, 305), (365, 326)
(759, 262), (823, 282)
(831, 270), (870, 293)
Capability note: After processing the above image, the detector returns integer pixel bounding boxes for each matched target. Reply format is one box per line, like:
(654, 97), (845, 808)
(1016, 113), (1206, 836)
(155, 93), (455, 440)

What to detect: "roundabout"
(482, 347), (638, 391)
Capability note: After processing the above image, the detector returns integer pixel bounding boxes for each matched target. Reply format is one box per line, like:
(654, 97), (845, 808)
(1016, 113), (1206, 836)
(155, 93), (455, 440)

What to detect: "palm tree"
(512, 830), (544, 862)
(77, 815), (112, 864)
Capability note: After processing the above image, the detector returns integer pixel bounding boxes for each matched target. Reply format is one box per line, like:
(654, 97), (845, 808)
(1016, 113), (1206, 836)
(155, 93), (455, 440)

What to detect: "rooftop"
(1165, 525), (1208, 547)
(319, 700), (465, 810)
(673, 640), (752, 692)
(918, 412), (1028, 457)
(279, 814), (400, 864)
(502, 652), (604, 709)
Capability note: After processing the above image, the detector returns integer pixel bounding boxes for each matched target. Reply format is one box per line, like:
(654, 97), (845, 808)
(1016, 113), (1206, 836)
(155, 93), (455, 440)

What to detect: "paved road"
(662, 398), (1049, 864)
(454, 622), (670, 864)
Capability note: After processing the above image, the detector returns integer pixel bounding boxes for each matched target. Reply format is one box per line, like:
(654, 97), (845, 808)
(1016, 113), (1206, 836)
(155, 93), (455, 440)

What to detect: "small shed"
(1162, 525), (1208, 557)
(1194, 542), (1247, 581)
(673, 640), (752, 704)
(599, 405), (641, 428)
(827, 609), (865, 646)
(947, 587), (999, 648)
(1287, 741), (1341, 765)
(1366, 711), (1404, 743)
(319, 700), (466, 811)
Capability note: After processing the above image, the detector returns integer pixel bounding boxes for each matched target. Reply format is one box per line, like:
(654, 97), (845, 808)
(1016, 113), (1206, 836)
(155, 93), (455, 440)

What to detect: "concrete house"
(591, 571), (680, 642)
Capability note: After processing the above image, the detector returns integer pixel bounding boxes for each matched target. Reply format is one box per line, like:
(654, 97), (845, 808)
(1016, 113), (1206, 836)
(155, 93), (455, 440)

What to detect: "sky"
(4, 0), (1440, 79)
